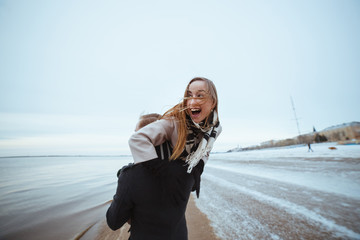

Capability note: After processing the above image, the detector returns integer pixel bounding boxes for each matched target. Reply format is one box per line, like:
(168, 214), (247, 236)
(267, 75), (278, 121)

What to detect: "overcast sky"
(1, 0), (359, 156)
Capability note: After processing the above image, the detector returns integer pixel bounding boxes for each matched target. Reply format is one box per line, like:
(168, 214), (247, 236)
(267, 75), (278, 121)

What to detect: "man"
(106, 142), (204, 240)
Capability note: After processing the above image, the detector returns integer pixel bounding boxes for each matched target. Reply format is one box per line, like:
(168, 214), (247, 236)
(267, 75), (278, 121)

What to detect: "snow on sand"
(195, 142), (360, 239)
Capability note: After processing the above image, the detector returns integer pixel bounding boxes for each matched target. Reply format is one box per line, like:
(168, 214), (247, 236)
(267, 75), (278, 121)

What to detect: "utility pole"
(290, 96), (301, 136)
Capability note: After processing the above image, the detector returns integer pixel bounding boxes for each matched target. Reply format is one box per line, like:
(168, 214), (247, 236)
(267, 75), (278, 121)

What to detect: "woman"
(107, 77), (222, 239)
(129, 77), (222, 173)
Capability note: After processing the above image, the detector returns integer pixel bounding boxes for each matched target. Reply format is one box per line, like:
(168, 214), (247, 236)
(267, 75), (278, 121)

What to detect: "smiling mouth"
(190, 109), (201, 116)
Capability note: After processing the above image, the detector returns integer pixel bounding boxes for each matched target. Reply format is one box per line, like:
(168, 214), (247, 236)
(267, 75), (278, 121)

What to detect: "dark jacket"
(106, 143), (203, 240)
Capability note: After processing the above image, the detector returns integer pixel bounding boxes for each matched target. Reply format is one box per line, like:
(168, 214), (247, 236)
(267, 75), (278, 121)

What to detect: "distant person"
(106, 77), (222, 239)
(308, 143), (313, 152)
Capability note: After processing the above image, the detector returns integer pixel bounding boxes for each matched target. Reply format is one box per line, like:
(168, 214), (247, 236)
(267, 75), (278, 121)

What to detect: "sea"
(0, 155), (131, 240)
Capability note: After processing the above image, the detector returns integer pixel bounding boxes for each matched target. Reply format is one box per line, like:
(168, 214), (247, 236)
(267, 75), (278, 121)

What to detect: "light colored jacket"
(129, 118), (222, 164)
(129, 118), (179, 163)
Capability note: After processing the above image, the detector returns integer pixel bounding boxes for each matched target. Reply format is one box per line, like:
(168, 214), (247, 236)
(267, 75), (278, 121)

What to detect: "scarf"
(184, 110), (221, 173)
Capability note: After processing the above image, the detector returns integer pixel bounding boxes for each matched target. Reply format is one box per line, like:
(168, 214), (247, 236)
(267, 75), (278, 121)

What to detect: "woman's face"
(186, 80), (215, 123)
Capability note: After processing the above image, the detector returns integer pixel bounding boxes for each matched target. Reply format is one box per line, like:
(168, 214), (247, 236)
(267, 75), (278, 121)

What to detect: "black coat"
(106, 141), (203, 240)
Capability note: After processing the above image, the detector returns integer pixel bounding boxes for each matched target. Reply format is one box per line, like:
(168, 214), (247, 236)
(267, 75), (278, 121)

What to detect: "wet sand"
(85, 194), (220, 240)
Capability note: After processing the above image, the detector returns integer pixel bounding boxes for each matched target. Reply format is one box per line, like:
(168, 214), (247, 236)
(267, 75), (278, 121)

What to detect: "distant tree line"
(228, 122), (360, 152)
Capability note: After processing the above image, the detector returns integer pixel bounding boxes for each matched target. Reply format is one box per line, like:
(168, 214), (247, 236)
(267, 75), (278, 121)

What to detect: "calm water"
(0, 156), (132, 240)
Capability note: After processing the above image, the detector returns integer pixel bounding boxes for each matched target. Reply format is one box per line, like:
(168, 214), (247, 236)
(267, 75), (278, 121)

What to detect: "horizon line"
(0, 154), (132, 159)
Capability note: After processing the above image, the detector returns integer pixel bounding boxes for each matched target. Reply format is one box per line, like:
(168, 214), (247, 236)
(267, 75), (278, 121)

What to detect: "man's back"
(107, 159), (194, 240)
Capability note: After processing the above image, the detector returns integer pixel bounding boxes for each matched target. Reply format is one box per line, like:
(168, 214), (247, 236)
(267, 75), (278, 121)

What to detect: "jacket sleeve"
(106, 170), (133, 231)
(128, 118), (178, 163)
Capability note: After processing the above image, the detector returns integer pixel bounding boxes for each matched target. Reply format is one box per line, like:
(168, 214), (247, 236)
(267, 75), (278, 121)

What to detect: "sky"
(0, 0), (359, 156)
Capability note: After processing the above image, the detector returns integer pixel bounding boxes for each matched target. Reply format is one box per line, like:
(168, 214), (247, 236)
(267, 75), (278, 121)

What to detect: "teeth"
(191, 108), (201, 114)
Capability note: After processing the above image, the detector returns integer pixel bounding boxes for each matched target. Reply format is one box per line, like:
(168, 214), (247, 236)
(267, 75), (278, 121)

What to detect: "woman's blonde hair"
(162, 77), (219, 160)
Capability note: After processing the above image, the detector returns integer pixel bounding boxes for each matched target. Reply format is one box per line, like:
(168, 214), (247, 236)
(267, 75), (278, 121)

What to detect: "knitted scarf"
(183, 110), (221, 173)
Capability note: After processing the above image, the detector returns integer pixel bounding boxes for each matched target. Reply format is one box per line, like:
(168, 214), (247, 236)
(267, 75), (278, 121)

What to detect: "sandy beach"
(89, 194), (220, 240)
